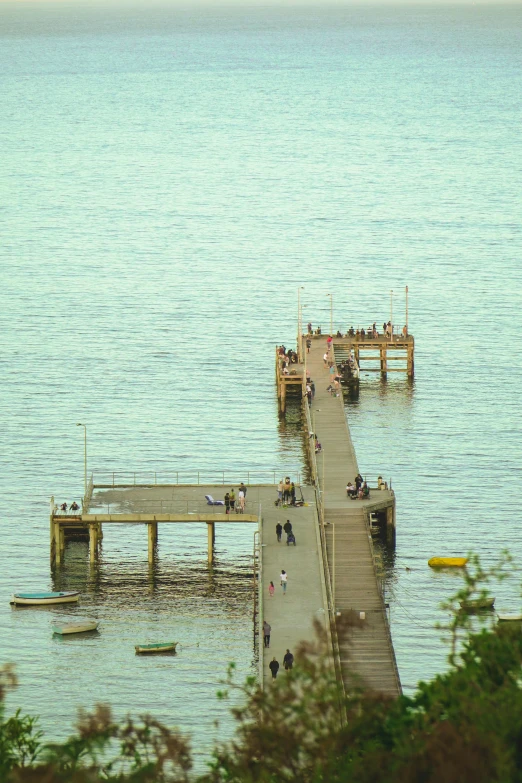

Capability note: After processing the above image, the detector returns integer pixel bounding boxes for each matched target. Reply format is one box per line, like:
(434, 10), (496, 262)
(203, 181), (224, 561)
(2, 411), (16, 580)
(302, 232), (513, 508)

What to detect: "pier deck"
(278, 335), (398, 696)
(259, 485), (329, 687)
(300, 338), (401, 696)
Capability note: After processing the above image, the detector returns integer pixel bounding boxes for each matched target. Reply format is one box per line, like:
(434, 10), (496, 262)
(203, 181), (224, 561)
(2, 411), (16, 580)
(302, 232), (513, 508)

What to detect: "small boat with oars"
(11, 591), (80, 606)
(52, 619), (99, 635)
(460, 597), (495, 612)
(428, 557), (468, 568)
(497, 613), (522, 623)
(135, 642), (178, 655)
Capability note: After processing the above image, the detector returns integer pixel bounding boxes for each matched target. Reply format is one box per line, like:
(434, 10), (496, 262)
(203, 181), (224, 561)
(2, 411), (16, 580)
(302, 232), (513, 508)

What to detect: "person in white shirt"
(280, 569), (288, 594)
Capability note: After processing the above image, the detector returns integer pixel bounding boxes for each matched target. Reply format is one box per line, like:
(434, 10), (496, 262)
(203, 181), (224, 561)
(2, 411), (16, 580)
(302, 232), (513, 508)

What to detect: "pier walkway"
(304, 338), (400, 696)
(259, 485), (329, 687)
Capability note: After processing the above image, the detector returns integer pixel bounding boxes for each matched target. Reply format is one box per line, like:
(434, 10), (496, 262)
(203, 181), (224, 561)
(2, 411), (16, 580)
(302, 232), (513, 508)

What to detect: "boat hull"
(135, 642), (177, 654)
(460, 597), (495, 611)
(11, 592), (80, 606)
(53, 621), (99, 635)
(428, 557), (468, 568)
(497, 614), (522, 622)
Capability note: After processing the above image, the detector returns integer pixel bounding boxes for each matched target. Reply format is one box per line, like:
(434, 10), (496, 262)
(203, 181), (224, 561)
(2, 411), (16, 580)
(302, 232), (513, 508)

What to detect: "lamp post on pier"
(390, 290), (394, 340)
(326, 293), (333, 336)
(76, 423), (87, 500)
(297, 286), (305, 359)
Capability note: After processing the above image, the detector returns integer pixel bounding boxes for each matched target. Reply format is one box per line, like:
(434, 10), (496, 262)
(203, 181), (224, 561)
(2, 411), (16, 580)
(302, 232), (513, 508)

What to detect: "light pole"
(326, 293), (333, 336)
(405, 285), (409, 336)
(297, 286), (304, 359)
(390, 290), (394, 340)
(76, 423), (87, 499)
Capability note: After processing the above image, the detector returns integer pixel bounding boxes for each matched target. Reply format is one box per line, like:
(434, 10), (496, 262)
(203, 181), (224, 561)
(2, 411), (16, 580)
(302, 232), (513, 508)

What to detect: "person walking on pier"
(277, 480), (283, 506)
(283, 520), (292, 536)
(229, 489), (236, 512)
(283, 649), (294, 671)
(276, 522), (283, 542)
(263, 620), (271, 648)
(269, 657), (280, 679)
(239, 481), (247, 498)
(269, 581), (275, 597)
(323, 351), (329, 367)
(224, 492), (230, 514)
(238, 488), (245, 513)
(306, 338), (312, 353)
(280, 569), (288, 594)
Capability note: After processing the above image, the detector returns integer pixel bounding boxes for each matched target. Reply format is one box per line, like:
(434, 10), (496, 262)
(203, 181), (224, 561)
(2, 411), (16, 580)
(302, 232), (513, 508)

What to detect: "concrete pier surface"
(259, 485), (329, 687)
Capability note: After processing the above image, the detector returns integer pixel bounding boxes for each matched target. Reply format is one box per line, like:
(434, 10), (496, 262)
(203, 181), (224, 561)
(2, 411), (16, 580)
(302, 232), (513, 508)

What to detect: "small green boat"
(460, 597), (495, 612)
(135, 642), (178, 654)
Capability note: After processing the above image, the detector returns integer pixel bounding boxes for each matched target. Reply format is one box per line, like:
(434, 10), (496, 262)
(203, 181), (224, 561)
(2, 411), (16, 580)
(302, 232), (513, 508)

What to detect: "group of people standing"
(224, 482), (247, 514)
(277, 478), (296, 506)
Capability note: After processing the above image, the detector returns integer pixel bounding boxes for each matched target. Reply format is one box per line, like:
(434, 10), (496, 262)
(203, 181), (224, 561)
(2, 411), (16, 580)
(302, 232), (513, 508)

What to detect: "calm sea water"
(1, 1), (521, 768)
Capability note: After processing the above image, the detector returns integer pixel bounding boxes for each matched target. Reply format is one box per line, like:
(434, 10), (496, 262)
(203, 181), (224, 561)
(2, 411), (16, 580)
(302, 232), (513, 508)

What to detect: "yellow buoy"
(428, 557), (468, 568)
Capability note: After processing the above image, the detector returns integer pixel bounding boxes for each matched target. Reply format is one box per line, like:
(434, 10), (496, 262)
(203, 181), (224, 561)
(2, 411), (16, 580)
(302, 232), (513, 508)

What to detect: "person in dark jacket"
(283, 520), (292, 536)
(269, 657), (280, 679)
(283, 649), (294, 670)
(263, 620), (271, 648)
(276, 522), (283, 542)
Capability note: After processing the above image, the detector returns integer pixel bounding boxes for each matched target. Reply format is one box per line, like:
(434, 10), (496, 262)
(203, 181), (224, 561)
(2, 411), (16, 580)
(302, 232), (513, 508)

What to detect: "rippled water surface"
(1, 1), (522, 767)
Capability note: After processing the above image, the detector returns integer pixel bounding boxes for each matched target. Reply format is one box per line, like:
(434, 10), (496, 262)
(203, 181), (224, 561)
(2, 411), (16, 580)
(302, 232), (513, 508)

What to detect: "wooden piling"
(207, 521), (215, 566)
(148, 522), (158, 564)
(89, 524), (97, 563)
(380, 344), (387, 376)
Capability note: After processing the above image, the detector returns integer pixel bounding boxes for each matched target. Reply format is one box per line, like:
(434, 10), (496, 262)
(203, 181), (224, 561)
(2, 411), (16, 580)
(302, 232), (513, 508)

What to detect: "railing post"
(155, 472), (157, 485)
(112, 472), (115, 487)
(222, 471), (225, 485)
(134, 472), (136, 485)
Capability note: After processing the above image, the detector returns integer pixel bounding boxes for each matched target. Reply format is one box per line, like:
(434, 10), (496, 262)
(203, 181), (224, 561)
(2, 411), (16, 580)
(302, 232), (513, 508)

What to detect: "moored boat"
(11, 591), (80, 606)
(135, 642), (178, 654)
(428, 557), (468, 568)
(460, 597), (495, 611)
(52, 619), (99, 635)
(497, 613), (522, 622)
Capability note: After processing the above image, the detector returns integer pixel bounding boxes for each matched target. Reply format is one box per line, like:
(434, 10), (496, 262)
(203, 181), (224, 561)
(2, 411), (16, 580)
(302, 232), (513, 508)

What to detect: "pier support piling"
(148, 522), (158, 564)
(207, 522), (215, 566)
(89, 524), (97, 563)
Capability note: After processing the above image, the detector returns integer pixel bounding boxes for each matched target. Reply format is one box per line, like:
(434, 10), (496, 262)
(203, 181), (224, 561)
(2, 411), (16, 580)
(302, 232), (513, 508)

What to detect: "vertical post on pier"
(407, 343), (414, 378)
(148, 522), (158, 564)
(279, 381), (286, 416)
(54, 522), (62, 565)
(89, 524), (97, 563)
(405, 285), (409, 335)
(207, 522), (215, 566)
(380, 344), (387, 376)
(386, 504), (396, 547)
(50, 500), (56, 566)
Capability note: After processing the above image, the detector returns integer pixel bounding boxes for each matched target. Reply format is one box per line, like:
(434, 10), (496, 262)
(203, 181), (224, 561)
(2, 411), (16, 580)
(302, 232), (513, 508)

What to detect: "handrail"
(256, 503), (264, 690)
(91, 470), (301, 488)
(303, 398), (346, 710)
(362, 509), (402, 695)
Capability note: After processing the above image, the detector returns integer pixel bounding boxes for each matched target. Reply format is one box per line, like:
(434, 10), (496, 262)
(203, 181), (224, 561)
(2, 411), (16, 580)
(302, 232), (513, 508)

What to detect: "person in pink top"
(269, 581), (275, 598)
(326, 336), (333, 350)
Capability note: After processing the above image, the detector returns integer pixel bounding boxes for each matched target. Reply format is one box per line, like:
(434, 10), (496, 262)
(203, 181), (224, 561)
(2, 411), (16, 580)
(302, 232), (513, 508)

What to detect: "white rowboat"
(11, 592), (80, 606)
(497, 613), (522, 622)
(53, 620), (99, 635)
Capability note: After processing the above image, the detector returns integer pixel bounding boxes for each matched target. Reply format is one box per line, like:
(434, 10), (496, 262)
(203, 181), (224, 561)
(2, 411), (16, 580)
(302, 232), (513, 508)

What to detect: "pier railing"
(84, 500), (261, 517)
(92, 470), (301, 487)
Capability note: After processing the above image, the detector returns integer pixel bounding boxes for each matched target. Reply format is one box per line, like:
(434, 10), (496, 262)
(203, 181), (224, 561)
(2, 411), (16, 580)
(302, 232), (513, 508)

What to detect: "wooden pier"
(50, 484), (262, 567)
(276, 334), (403, 697)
